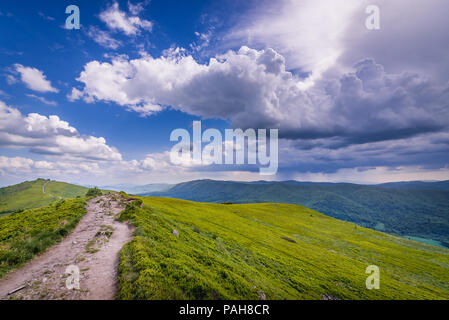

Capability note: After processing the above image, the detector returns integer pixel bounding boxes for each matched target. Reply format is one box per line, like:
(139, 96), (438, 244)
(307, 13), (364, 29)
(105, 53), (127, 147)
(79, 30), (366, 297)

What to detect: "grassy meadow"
(117, 197), (449, 300)
(0, 198), (87, 278)
(149, 180), (449, 245)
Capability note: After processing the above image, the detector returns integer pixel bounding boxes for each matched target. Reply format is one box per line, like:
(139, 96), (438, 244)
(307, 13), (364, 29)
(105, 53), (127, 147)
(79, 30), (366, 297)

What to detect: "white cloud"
(128, 1), (150, 15)
(190, 30), (212, 53)
(225, 0), (449, 86)
(99, 2), (152, 36)
(0, 156), (34, 173)
(0, 153), (270, 186)
(0, 155), (102, 181)
(70, 47), (449, 144)
(13, 64), (58, 93)
(6, 74), (18, 85)
(67, 88), (84, 102)
(61, 0), (449, 183)
(67, 45), (449, 181)
(0, 100), (122, 161)
(292, 166), (449, 184)
(0, 90), (10, 99)
(26, 94), (57, 106)
(87, 26), (122, 49)
(225, 0), (365, 84)
(38, 11), (55, 21)
(340, 0), (449, 83)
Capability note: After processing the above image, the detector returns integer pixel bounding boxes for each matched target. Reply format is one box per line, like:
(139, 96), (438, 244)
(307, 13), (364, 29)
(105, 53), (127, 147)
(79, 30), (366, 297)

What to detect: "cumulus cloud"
(67, 88), (84, 102)
(12, 64), (58, 93)
(0, 156), (100, 175)
(99, 2), (152, 36)
(0, 151), (181, 186)
(0, 100), (122, 161)
(70, 47), (449, 146)
(225, 0), (365, 83)
(340, 0), (449, 83)
(0, 156), (34, 174)
(225, 0), (449, 86)
(65, 0), (449, 182)
(0, 153), (271, 186)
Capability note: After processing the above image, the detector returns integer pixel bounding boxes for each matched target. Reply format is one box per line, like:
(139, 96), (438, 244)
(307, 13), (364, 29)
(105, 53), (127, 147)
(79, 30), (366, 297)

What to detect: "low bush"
(86, 187), (102, 198)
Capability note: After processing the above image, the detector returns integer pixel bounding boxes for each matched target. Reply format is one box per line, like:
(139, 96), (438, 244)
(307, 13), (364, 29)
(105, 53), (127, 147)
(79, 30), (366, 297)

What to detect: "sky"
(0, 0), (449, 186)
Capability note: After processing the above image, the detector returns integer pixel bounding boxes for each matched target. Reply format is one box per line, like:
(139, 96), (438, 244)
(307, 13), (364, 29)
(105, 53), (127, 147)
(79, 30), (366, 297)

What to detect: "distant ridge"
(99, 183), (173, 195)
(377, 180), (449, 190)
(144, 179), (449, 246)
(0, 179), (88, 215)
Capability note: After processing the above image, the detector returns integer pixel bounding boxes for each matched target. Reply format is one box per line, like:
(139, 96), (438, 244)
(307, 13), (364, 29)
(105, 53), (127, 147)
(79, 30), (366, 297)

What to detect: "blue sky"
(0, 0), (231, 157)
(1, 0), (449, 186)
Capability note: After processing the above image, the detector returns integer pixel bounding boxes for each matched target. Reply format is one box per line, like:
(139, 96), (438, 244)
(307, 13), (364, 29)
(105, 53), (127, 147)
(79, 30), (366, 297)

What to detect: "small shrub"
(119, 191), (128, 198)
(86, 187), (102, 198)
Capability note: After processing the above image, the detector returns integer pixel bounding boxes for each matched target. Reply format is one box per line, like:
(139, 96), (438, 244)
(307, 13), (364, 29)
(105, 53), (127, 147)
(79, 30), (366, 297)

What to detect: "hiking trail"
(0, 194), (134, 300)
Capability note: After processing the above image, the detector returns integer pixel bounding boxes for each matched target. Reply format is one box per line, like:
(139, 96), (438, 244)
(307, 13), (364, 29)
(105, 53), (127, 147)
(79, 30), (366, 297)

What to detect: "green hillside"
(0, 179), (88, 215)
(117, 197), (449, 300)
(148, 180), (449, 245)
(0, 198), (87, 278)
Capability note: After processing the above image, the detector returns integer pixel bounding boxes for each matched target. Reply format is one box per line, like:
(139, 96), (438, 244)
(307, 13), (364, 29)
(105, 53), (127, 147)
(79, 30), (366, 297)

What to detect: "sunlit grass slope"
(0, 179), (88, 215)
(149, 180), (449, 244)
(118, 197), (449, 300)
(0, 198), (87, 278)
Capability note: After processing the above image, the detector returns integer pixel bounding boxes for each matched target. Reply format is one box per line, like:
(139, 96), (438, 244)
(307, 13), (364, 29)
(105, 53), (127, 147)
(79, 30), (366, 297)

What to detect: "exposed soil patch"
(0, 194), (134, 300)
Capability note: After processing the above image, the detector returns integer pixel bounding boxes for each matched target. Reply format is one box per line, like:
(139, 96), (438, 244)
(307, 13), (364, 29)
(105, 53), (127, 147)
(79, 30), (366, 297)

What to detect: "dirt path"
(41, 181), (62, 200)
(0, 194), (134, 300)
(42, 180), (49, 194)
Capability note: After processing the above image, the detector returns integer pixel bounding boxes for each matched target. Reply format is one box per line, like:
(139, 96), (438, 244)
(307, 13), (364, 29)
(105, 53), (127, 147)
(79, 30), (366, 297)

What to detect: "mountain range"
(98, 183), (173, 195)
(144, 179), (449, 247)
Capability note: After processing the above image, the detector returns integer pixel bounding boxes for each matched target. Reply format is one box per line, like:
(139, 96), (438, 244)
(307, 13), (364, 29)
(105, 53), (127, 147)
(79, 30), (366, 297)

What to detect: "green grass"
(0, 198), (87, 278)
(117, 197), (449, 300)
(0, 179), (88, 215)
(149, 180), (449, 244)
